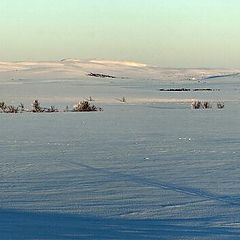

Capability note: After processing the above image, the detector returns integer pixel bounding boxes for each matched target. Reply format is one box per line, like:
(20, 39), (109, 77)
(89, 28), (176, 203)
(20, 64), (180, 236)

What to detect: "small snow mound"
(89, 60), (147, 67)
(60, 58), (82, 63)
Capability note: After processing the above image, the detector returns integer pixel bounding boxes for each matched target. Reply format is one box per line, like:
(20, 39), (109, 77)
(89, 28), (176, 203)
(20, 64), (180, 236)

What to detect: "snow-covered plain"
(0, 60), (240, 239)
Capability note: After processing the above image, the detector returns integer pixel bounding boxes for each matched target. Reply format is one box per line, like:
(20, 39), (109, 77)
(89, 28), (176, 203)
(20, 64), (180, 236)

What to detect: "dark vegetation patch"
(159, 88), (220, 92)
(0, 100), (103, 113)
(191, 100), (224, 109)
(87, 72), (116, 78)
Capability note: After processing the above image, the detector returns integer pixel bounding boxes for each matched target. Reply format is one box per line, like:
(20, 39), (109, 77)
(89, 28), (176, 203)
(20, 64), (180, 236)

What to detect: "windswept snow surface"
(0, 60), (240, 239)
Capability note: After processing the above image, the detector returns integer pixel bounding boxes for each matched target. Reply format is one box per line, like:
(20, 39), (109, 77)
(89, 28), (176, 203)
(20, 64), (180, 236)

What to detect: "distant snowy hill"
(0, 59), (239, 81)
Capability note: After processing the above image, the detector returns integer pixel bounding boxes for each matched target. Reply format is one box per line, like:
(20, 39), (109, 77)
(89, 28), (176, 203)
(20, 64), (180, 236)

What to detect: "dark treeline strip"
(159, 88), (220, 92)
(87, 72), (116, 78)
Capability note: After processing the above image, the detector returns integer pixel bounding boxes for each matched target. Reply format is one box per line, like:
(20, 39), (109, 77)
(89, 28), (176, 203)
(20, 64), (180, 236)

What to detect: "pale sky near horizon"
(0, 0), (240, 67)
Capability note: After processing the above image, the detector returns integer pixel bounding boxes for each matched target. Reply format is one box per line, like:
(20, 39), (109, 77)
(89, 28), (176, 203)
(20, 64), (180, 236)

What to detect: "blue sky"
(0, 0), (239, 67)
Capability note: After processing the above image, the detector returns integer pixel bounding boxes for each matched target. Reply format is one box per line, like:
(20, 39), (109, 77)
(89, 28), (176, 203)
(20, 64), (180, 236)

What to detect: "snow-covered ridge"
(89, 60), (147, 67)
(0, 59), (239, 81)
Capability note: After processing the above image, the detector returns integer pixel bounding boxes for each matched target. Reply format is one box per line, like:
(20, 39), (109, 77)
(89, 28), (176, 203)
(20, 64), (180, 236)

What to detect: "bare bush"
(32, 100), (43, 112)
(73, 101), (98, 112)
(217, 102), (224, 109)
